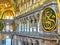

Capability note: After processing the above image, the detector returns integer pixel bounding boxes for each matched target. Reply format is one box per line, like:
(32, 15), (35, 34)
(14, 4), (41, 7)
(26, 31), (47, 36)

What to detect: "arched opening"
(30, 39), (33, 45)
(2, 10), (14, 19)
(22, 40), (25, 45)
(1, 10), (15, 32)
(26, 40), (29, 45)
(35, 40), (39, 45)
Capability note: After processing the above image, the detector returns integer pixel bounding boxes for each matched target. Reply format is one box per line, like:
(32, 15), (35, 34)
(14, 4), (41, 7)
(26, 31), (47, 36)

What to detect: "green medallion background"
(42, 7), (56, 31)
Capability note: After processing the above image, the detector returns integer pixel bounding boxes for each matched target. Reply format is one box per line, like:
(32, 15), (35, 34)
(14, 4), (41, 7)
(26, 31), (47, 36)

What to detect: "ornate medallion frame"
(41, 7), (57, 32)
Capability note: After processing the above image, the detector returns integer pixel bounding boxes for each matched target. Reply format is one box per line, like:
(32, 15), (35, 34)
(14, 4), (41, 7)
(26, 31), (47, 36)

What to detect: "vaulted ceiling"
(0, 0), (17, 19)
(0, 0), (32, 19)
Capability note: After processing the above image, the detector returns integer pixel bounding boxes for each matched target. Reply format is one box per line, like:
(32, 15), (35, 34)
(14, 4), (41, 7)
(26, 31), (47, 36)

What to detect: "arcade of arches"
(0, 0), (59, 45)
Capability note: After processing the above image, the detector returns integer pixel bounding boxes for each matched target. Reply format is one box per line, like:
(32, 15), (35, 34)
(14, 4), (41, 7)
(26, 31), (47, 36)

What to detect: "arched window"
(2, 10), (14, 19)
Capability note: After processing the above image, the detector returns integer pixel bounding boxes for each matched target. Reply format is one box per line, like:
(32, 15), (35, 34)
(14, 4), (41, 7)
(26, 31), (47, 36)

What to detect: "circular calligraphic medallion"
(42, 7), (56, 31)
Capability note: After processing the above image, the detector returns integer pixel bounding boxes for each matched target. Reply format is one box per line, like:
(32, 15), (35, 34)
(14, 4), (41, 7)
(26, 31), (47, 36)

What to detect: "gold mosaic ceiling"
(0, 0), (15, 19)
